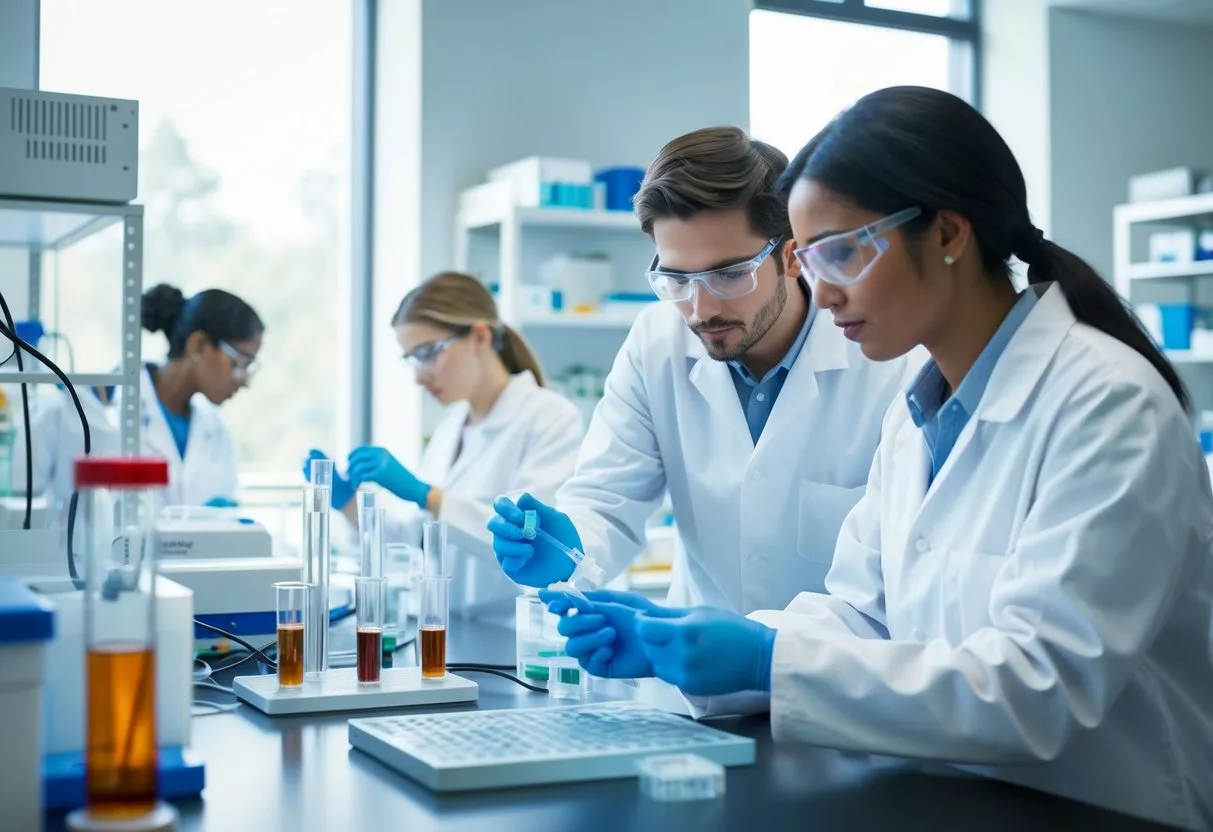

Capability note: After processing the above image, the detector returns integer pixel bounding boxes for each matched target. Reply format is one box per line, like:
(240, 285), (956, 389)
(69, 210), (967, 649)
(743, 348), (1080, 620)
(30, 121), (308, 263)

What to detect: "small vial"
(355, 577), (386, 685)
(522, 509), (539, 540)
(547, 656), (586, 701)
(275, 581), (308, 689)
(417, 574), (450, 679)
(636, 753), (726, 802)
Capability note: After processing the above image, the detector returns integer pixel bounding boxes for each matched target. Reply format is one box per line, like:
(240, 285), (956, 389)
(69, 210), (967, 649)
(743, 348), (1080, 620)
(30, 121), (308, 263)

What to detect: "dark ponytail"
(497, 324), (545, 386)
(141, 283), (265, 360)
(777, 86), (1188, 411)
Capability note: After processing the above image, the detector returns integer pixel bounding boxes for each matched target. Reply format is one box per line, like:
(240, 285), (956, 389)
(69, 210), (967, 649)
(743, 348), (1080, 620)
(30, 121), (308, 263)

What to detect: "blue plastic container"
(595, 167), (646, 212)
(1159, 304), (1196, 351)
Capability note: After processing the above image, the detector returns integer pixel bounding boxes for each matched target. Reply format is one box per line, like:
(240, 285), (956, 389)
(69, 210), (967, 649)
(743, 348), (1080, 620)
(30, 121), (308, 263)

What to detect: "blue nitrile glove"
(303, 449), (356, 510)
(636, 607), (777, 697)
(487, 493), (582, 587)
(204, 497), (239, 508)
(346, 446), (431, 507)
(539, 589), (686, 679)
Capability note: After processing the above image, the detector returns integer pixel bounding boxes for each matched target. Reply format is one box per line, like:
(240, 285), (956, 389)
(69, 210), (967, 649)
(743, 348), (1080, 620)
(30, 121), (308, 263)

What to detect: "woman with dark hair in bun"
(125, 283), (264, 507)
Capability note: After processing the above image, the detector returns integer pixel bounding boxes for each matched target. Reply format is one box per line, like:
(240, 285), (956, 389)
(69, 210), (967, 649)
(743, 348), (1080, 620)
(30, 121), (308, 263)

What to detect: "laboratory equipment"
(547, 655), (587, 702)
(346, 701), (755, 792)
(594, 167), (646, 212)
(515, 592), (566, 684)
(276, 581), (306, 689)
(156, 509), (273, 560)
(232, 666), (477, 716)
(636, 753), (726, 802)
(0, 387), (13, 496)
(356, 576), (386, 685)
(487, 156), (595, 208)
(384, 543), (419, 647)
(417, 573), (450, 679)
(521, 509), (605, 596)
(68, 457), (177, 832)
(0, 577), (54, 831)
(0, 87), (139, 203)
(159, 556), (303, 648)
(422, 520), (447, 577)
(303, 459), (333, 680)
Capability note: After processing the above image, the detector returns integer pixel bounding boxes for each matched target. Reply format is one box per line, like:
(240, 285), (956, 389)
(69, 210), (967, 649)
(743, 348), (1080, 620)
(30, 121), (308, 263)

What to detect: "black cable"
(446, 665), (548, 693)
(0, 293), (34, 530)
(192, 620), (278, 668)
(213, 642), (278, 674)
(0, 309), (91, 581)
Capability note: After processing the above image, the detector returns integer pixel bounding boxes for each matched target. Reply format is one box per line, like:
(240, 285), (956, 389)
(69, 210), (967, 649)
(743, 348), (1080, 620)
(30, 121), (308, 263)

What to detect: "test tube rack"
(232, 667), (478, 716)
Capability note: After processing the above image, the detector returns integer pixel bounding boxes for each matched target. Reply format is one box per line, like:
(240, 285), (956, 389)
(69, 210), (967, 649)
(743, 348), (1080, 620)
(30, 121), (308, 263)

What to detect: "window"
(750, 1), (979, 159)
(40, 0), (352, 475)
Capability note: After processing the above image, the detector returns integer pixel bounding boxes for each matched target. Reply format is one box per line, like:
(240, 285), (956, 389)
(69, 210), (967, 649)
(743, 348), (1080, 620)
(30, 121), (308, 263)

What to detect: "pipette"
(522, 510), (606, 599)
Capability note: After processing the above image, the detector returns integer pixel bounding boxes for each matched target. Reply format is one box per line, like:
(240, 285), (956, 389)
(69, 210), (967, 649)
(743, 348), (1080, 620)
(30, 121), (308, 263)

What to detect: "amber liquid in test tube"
(276, 582), (308, 688)
(417, 574), (451, 678)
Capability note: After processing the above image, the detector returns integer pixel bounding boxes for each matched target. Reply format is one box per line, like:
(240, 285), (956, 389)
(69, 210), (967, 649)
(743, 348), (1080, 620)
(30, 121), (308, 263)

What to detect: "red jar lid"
(75, 457), (170, 488)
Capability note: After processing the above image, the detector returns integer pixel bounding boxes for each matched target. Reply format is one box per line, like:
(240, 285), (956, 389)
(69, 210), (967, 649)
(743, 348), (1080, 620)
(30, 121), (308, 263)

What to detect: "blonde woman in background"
(308, 271), (582, 622)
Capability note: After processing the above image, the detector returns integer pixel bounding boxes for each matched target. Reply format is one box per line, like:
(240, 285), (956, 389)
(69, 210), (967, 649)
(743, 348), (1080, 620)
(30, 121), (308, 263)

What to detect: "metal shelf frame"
(0, 197), (144, 455)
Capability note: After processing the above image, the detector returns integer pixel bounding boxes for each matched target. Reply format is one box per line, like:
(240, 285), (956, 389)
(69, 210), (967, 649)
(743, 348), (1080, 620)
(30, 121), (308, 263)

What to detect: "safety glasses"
(792, 207), (922, 288)
(218, 340), (259, 381)
(646, 237), (782, 302)
(402, 336), (460, 370)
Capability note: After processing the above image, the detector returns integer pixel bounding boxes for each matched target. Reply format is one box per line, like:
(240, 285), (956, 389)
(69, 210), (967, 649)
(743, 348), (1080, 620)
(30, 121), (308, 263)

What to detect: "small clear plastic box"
(636, 753), (726, 802)
(547, 656), (586, 701)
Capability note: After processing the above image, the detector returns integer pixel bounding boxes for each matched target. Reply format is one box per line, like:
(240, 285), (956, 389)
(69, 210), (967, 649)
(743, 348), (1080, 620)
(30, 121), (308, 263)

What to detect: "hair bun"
(141, 283), (187, 335)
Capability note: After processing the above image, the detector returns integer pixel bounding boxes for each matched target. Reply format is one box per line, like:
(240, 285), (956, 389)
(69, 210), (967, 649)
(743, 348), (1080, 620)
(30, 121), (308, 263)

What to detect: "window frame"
(753, 0), (982, 109)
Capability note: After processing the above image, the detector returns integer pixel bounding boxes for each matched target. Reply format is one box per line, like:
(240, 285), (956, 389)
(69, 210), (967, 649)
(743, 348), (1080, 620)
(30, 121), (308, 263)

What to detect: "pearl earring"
(944, 255), (956, 265)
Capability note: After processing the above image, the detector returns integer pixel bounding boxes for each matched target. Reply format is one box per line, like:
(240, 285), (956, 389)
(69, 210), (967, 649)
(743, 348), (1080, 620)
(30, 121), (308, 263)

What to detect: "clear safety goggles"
(646, 237), (782, 302)
(402, 335), (459, 370)
(218, 340), (259, 381)
(792, 207), (922, 287)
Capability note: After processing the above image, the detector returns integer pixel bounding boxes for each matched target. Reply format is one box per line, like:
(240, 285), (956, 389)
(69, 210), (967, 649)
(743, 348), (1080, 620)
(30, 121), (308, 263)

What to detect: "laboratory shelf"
(1113, 191), (1213, 226)
(0, 196), (143, 455)
(0, 371), (126, 385)
(458, 205), (639, 233)
(1122, 261), (1213, 282)
(0, 197), (141, 250)
(517, 307), (648, 329)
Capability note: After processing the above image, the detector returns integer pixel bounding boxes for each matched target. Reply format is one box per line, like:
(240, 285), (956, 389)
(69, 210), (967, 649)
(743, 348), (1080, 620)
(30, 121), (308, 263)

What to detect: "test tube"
(417, 574), (450, 679)
(70, 457), (177, 830)
(303, 458), (333, 680)
(360, 506), (385, 579)
(384, 543), (418, 649)
(275, 582), (307, 689)
(422, 520), (448, 577)
(355, 577), (386, 685)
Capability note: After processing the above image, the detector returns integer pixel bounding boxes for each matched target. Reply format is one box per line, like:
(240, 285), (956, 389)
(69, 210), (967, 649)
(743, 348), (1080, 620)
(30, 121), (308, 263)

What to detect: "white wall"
(371, 0), (751, 463)
(1050, 8), (1213, 279)
(982, 0), (1052, 239)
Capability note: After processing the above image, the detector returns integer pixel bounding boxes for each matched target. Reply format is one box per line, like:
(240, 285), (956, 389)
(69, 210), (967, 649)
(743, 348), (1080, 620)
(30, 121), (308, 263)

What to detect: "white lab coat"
(558, 301), (916, 612)
(379, 371), (582, 621)
(118, 366), (238, 508)
(694, 284), (1213, 829)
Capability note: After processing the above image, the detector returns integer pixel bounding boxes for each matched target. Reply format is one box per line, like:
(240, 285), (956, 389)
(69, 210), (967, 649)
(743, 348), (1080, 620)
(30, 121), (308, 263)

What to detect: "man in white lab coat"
(490, 126), (915, 614)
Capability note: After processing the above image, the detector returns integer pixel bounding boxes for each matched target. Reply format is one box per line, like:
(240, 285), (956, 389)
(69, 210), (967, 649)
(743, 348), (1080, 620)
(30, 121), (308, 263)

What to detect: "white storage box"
(488, 156), (593, 208)
(0, 577), (55, 832)
(1129, 167), (1203, 203)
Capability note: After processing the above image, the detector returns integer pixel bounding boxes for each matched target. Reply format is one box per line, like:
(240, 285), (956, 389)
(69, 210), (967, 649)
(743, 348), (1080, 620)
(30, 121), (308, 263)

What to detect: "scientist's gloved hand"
(539, 590), (686, 679)
(303, 449), (356, 510)
(636, 607), (777, 697)
(346, 446), (431, 507)
(488, 494), (581, 587)
(204, 496), (239, 508)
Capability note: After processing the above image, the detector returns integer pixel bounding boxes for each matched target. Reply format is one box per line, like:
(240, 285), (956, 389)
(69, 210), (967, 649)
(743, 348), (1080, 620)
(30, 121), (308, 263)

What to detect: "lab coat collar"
(474, 371), (538, 433)
(974, 282), (1072, 425)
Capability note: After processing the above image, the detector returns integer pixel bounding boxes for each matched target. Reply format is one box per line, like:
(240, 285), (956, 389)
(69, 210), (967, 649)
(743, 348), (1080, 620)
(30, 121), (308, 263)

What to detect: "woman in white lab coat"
(546, 87), (1213, 829)
(128, 284), (263, 508)
(309, 271), (582, 622)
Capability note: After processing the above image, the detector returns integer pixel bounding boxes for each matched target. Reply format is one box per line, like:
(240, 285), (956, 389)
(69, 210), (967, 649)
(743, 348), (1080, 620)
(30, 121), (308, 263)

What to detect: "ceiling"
(1049, 0), (1213, 27)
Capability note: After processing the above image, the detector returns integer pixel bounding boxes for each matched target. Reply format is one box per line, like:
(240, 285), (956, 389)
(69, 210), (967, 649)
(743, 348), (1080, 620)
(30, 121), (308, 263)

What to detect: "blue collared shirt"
(906, 290), (1038, 483)
(728, 303), (817, 444)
